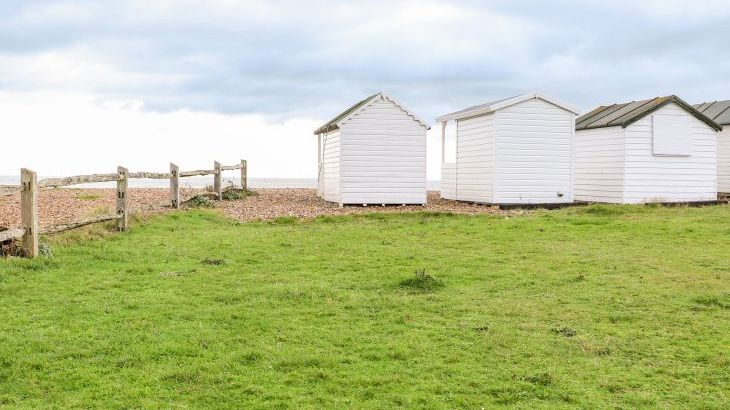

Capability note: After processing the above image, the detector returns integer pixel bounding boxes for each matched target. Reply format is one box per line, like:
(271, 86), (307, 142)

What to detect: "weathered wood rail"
(1, 160), (248, 258)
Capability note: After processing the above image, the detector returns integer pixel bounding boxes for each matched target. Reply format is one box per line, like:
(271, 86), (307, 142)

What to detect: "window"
(652, 113), (692, 156)
(442, 121), (457, 163)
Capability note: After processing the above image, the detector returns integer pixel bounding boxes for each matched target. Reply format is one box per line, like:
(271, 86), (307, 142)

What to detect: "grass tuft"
(692, 294), (729, 309)
(201, 258), (225, 266)
(552, 326), (577, 337)
(399, 269), (444, 292)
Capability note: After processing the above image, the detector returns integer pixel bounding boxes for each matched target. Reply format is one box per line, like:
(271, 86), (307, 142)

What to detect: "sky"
(1, 0), (729, 178)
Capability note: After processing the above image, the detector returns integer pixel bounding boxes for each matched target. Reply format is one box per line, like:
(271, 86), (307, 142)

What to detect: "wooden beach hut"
(314, 93), (430, 206)
(575, 95), (721, 203)
(436, 92), (580, 205)
(693, 100), (729, 194)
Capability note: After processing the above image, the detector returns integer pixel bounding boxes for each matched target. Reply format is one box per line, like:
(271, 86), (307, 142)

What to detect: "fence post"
(213, 161), (222, 199)
(117, 166), (128, 232)
(241, 159), (247, 190)
(170, 163), (180, 209)
(20, 168), (39, 258)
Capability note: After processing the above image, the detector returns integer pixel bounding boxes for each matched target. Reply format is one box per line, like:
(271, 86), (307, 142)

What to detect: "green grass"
(74, 192), (102, 201)
(1, 205), (729, 408)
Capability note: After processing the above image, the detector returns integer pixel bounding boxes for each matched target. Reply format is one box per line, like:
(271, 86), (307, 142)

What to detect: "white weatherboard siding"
(493, 99), (574, 204)
(321, 129), (341, 203)
(339, 97), (427, 204)
(441, 163), (457, 199)
(623, 103), (717, 203)
(719, 128), (730, 193)
(455, 114), (494, 202)
(573, 126), (625, 203)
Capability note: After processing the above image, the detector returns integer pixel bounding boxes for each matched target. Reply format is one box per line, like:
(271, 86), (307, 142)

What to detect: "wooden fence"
(0, 160), (247, 258)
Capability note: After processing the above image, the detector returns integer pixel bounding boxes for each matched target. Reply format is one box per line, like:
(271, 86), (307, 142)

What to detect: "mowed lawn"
(1, 205), (729, 408)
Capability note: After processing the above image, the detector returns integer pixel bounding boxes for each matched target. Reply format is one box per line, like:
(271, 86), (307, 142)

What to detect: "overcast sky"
(2, 0), (729, 178)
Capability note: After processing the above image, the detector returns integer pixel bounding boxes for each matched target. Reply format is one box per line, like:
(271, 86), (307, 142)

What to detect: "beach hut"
(693, 100), (729, 194)
(313, 92), (430, 206)
(574, 95), (721, 204)
(436, 92), (580, 205)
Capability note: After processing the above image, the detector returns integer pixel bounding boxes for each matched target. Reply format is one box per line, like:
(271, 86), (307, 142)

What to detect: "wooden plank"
(220, 164), (241, 171)
(41, 215), (118, 235)
(179, 169), (216, 177)
(0, 229), (25, 242)
(21, 168), (39, 257)
(39, 173), (119, 188)
(213, 161), (222, 200)
(170, 163), (180, 209)
(0, 185), (21, 196)
(128, 172), (171, 180)
(117, 166), (128, 232)
(241, 159), (248, 190)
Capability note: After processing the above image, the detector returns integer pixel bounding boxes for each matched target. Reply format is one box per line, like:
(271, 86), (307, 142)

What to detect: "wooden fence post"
(117, 166), (128, 232)
(213, 161), (222, 199)
(170, 163), (180, 209)
(20, 168), (39, 258)
(241, 159), (247, 190)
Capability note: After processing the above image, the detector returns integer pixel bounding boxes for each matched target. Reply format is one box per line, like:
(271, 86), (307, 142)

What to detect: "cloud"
(0, 90), (320, 178)
(0, 1), (728, 178)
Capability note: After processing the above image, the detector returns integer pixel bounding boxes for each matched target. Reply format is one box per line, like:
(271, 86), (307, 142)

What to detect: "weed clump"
(184, 195), (215, 209)
(552, 326), (576, 337)
(39, 241), (53, 258)
(202, 258), (225, 266)
(399, 269), (444, 292)
(222, 187), (256, 201)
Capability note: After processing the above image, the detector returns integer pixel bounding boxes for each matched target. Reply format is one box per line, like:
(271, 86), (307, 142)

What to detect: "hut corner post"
(20, 168), (39, 258)
(170, 163), (180, 209)
(116, 166), (128, 232)
(213, 161), (222, 199)
(240, 159), (247, 190)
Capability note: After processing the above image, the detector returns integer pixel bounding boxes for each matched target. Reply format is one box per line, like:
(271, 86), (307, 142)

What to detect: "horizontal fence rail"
(0, 185), (22, 196)
(39, 173), (120, 188)
(1, 159), (248, 258)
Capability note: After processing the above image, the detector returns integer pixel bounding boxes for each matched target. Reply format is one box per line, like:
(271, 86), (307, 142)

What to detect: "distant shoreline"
(0, 176), (441, 190)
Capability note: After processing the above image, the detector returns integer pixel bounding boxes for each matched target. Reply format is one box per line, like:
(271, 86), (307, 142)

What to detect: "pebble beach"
(0, 188), (512, 231)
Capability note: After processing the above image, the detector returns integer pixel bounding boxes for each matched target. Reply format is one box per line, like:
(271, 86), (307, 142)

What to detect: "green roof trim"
(313, 93), (381, 135)
(576, 95), (722, 132)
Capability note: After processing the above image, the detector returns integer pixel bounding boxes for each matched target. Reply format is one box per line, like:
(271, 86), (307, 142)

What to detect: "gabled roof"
(313, 92), (429, 135)
(435, 92), (581, 122)
(576, 95), (722, 132)
(693, 100), (730, 126)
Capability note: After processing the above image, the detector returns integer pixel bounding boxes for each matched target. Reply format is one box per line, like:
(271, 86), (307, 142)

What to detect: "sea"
(0, 176), (441, 190)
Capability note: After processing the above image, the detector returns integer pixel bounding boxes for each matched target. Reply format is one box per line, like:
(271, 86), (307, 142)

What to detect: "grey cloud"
(1, 0), (729, 121)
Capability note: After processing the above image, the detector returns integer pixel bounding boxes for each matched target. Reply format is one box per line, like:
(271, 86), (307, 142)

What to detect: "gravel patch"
(0, 188), (513, 230)
(218, 189), (513, 221)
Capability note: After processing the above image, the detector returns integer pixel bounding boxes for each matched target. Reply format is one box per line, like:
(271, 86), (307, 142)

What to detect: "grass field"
(1, 205), (729, 408)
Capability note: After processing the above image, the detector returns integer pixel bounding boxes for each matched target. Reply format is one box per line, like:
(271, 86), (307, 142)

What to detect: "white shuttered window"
(652, 113), (692, 156)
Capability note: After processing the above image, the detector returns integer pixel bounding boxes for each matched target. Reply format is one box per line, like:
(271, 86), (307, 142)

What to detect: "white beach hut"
(314, 93), (430, 206)
(574, 95), (722, 203)
(694, 100), (729, 194)
(436, 92), (580, 205)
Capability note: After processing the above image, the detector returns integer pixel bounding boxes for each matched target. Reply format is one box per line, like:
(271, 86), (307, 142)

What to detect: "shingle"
(693, 100), (730, 126)
(575, 104), (623, 129)
(576, 95), (721, 131)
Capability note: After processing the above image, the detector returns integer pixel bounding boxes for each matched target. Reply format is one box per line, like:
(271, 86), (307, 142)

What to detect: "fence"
(0, 160), (247, 258)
